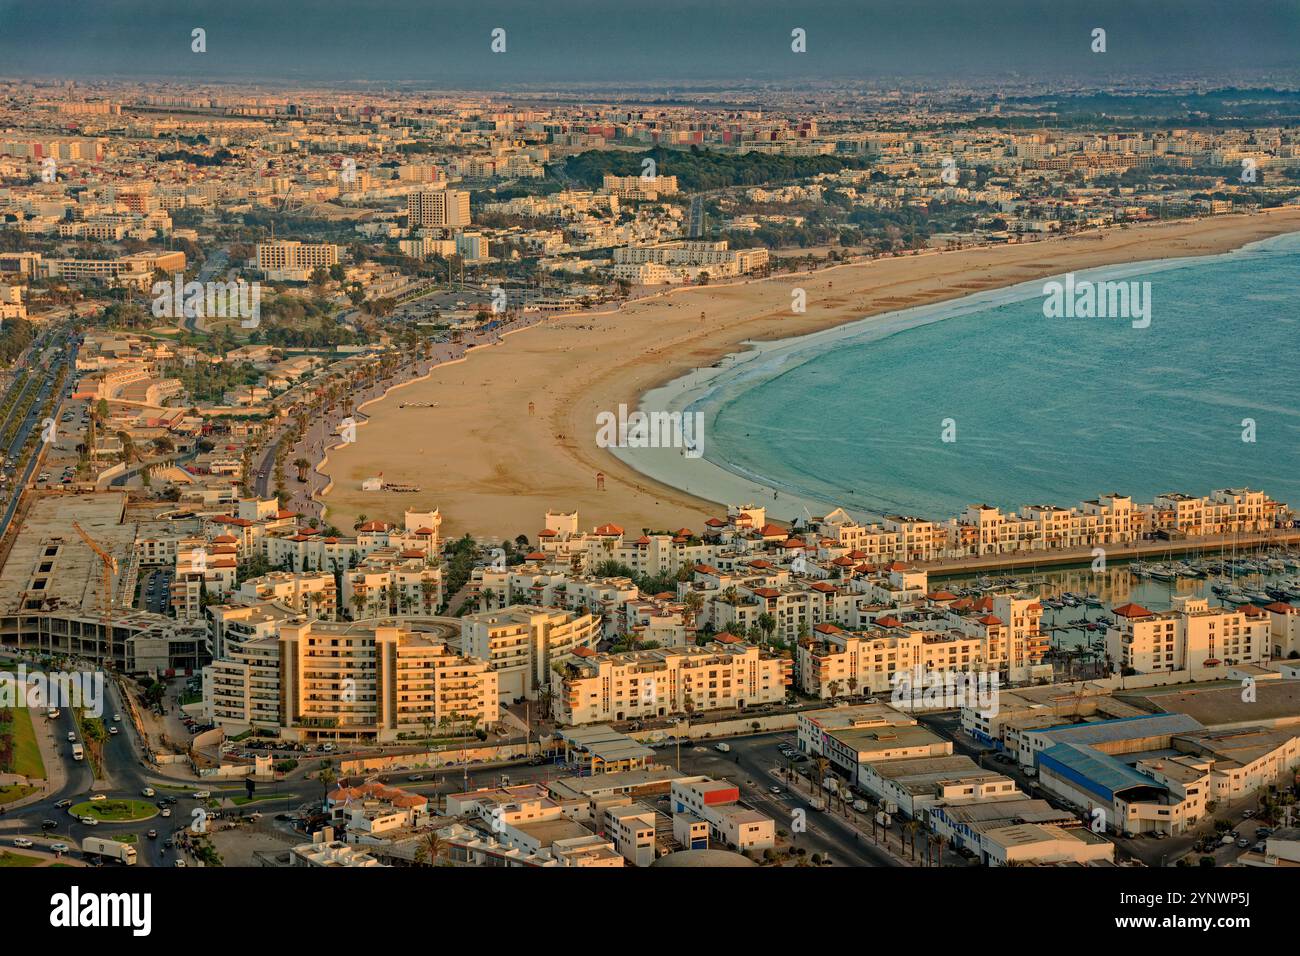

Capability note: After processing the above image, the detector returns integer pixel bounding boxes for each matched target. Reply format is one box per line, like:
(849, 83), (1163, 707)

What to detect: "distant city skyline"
(2, 0), (1299, 87)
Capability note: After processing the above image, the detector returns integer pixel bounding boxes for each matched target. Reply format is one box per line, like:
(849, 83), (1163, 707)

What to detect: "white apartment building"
(536, 511), (722, 576)
(1263, 602), (1300, 659)
(406, 188), (471, 228)
(341, 551), (443, 619)
(1106, 595), (1270, 676)
(601, 173), (679, 200)
(551, 637), (791, 725)
(170, 537), (237, 621)
(238, 570), (337, 620)
(797, 593), (1047, 698)
(398, 236), (456, 259)
(471, 566), (641, 639)
(204, 619), (498, 743)
(612, 240), (768, 281)
(255, 240), (340, 281)
(461, 605), (602, 703)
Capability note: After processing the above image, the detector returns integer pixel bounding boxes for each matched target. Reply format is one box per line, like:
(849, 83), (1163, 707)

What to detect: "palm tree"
(757, 612), (776, 645)
(318, 762), (337, 801)
(932, 834), (948, 868)
(904, 820), (921, 861)
(684, 590), (704, 639)
(416, 829), (447, 867)
(293, 458), (310, 482)
(813, 756), (829, 807)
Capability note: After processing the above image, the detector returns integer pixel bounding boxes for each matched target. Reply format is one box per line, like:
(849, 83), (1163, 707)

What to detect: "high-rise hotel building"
(406, 188), (471, 229)
(255, 240), (340, 281)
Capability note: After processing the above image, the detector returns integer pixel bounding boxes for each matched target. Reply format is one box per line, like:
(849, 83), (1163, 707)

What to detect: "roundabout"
(69, 799), (159, 824)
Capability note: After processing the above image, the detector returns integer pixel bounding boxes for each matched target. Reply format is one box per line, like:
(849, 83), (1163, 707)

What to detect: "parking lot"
(138, 567), (173, 614)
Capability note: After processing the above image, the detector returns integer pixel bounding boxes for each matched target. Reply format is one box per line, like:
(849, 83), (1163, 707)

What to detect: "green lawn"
(70, 799), (157, 823)
(0, 784), (38, 806)
(2, 706), (46, 780)
(230, 793), (280, 806)
(0, 851), (43, 868)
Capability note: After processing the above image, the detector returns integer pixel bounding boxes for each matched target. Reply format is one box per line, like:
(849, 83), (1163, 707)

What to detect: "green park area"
(0, 706), (46, 805)
(70, 799), (158, 823)
(0, 850), (43, 868)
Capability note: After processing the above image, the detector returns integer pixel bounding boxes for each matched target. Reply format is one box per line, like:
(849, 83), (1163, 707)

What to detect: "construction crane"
(72, 520), (118, 671)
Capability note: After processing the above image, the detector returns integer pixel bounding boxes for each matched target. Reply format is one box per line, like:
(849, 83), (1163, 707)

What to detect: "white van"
(714, 742), (731, 753)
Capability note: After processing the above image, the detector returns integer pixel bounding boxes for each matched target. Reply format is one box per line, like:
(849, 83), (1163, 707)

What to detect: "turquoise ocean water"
(693, 232), (1300, 519)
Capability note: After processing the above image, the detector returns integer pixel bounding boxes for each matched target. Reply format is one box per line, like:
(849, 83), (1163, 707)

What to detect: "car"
(1253, 841), (1267, 852)
(108, 727), (118, 735)
(1243, 809), (1256, 819)
(321, 743), (335, 752)
(88, 794), (106, 802)
(408, 774), (424, 781)
(160, 808), (171, 818)
(55, 799), (72, 809)
(11, 838), (33, 848)
(769, 786), (783, 794)
(174, 859), (186, 867)
(147, 830), (158, 839)
(112, 714), (121, 722)
(1237, 838), (1251, 849)
(80, 816), (98, 826)
(41, 820), (58, 830)
(49, 843), (69, 853)
(192, 790), (210, 799)
(1256, 827), (1273, 838)
(142, 787), (155, 798)
(66, 732), (76, 742)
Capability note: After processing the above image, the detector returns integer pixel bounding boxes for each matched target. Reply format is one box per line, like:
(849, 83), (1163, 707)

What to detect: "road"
(672, 732), (902, 866)
(0, 330), (77, 543)
(0, 677), (198, 868)
(181, 249), (230, 333)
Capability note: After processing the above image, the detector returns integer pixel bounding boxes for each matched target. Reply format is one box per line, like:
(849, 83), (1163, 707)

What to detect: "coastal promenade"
(921, 529), (1300, 576)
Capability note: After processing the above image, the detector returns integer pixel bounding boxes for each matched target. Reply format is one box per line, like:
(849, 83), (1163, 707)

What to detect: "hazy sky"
(1, 0), (1297, 87)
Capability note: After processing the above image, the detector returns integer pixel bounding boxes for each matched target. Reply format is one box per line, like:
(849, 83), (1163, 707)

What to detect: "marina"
(934, 546), (1300, 678)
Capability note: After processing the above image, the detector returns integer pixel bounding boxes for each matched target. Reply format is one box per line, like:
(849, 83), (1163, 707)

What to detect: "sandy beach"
(321, 208), (1300, 541)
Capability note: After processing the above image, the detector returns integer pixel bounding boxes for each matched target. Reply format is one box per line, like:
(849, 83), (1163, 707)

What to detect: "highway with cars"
(0, 329), (78, 543)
